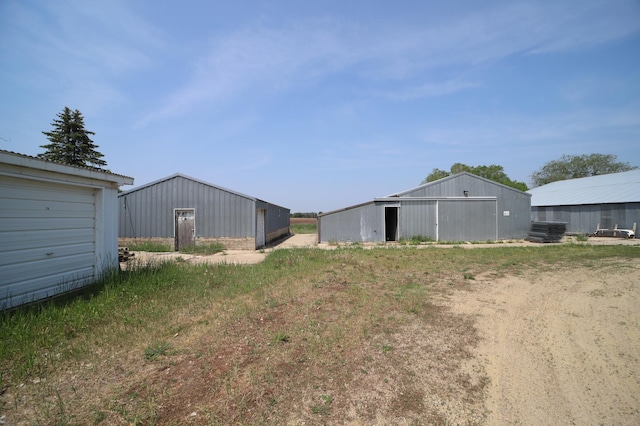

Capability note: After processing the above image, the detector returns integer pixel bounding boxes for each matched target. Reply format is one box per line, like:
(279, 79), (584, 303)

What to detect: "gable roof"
(0, 149), (133, 185)
(118, 173), (258, 201)
(528, 169), (640, 206)
(389, 172), (530, 197)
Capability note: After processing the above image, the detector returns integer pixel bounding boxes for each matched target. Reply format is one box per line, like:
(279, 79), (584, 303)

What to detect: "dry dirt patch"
(450, 259), (640, 425)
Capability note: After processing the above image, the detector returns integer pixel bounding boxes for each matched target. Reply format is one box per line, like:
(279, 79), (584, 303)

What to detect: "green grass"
(144, 341), (173, 360)
(124, 241), (226, 254)
(1, 244), (638, 424)
(124, 241), (172, 252)
(399, 235), (435, 245)
(290, 223), (317, 234)
(179, 242), (225, 255)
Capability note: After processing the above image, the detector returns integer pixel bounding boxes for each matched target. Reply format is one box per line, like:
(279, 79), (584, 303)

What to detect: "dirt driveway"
(451, 258), (640, 425)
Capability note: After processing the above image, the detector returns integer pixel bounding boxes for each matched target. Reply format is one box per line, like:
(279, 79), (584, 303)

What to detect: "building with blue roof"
(528, 169), (640, 235)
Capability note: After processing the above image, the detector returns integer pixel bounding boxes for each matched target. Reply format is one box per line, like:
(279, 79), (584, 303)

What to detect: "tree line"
(36, 107), (637, 189)
(421, 154), (636, 191)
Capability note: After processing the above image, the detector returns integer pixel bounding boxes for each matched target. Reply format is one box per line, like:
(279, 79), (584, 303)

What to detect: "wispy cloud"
(139, 0), (639, 125)
(1, 0), (164, 113)
(370, 80), (481, 100)
(419, 106), (640, 154)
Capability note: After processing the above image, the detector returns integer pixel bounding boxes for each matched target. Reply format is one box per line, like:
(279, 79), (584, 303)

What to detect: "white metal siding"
(0, 176), (96, 309)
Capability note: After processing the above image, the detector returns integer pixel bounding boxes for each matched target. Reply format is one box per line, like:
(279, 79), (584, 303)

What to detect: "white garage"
(0, 150), (133, 310)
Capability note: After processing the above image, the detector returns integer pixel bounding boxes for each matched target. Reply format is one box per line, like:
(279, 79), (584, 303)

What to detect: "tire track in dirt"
(451, 260), (640, 425)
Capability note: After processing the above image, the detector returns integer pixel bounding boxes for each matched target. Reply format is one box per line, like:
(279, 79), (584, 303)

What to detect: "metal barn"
(318, 172), (531, 243)
(118, 174), (290, 250)
(528, 169), (640, 235)
(0, 150), (133, 310)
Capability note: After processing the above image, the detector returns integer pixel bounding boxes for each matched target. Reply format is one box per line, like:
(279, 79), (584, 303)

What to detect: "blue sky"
(1, 0), (639, 213)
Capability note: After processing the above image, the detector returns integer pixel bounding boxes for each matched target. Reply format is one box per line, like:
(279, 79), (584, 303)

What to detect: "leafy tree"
(530, 153), (637, 187)
(38, 107), (106, 168)
(421, 163), (528, 191)
(290, 212), (318, 218)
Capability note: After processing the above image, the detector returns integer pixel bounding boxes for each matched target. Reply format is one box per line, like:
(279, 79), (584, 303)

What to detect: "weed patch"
(125, 241), (171, 252)
(144, 341), (173, 360)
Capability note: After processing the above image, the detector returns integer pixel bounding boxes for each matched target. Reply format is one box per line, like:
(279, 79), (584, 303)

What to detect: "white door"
(0, 176), (96, 309)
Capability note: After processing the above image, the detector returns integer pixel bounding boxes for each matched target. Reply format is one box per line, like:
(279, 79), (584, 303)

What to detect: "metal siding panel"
(319, 203), (382, 242)
(270, 205), (290, 234)
(202, 184), (212, 236)
(0, 176), (96, 309)
(263, 203), (290, 243)
(215, 189), (224, 237)
(211, 189), (219, 235)
(496, 189), (531, 239)
(569, 206), (580, 234)
(220, 191), (228, 236)
(400, 176), (530, 240)
(404, 173), (528, 199)
(2, 228), (94, 251)
(256, 209), (266, 246)
(221, 191), (230, 236)
(613, 204), (627, 229)
(438, 199), (497, 241)
(231, 194), (238, 237)
(399, 200), (437, 239)
(234, 196), (242, 236)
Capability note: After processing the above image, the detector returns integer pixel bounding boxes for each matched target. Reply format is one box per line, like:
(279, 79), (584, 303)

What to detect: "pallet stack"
(525, 222), (566, 243)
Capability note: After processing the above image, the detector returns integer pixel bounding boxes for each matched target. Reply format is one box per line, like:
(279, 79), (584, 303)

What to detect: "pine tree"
(38, 107), (107, 168)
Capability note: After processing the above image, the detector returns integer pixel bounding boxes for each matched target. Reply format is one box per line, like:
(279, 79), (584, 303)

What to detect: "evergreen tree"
(38, 107), (106, 168)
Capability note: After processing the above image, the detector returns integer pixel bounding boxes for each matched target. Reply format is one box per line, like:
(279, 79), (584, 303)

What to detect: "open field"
(1, 243), (639, 425)
(290, 217), (317, 234)
(290, 218), (317, 225)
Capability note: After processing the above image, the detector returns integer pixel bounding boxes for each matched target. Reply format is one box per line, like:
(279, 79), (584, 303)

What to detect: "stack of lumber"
(525, 222), (566, 243)
(118, 247), (135, 262)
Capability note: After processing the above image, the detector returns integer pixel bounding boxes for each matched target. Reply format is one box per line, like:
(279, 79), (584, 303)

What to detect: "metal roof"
(528, 169), (640, 206)
(118, 173), (290, 210)
(118, 173), (258, 201)
(0, 149), (133, 185)
(389, 172), (530, 197)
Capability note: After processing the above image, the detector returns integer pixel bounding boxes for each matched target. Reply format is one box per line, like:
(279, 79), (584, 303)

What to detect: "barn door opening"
(256, 209), (266, 248)
(174, 209), (195, 251)
(385, 206), (399, 241)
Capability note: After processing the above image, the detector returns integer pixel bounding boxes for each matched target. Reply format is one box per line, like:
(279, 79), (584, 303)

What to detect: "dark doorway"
(385, 207), (399, 241)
